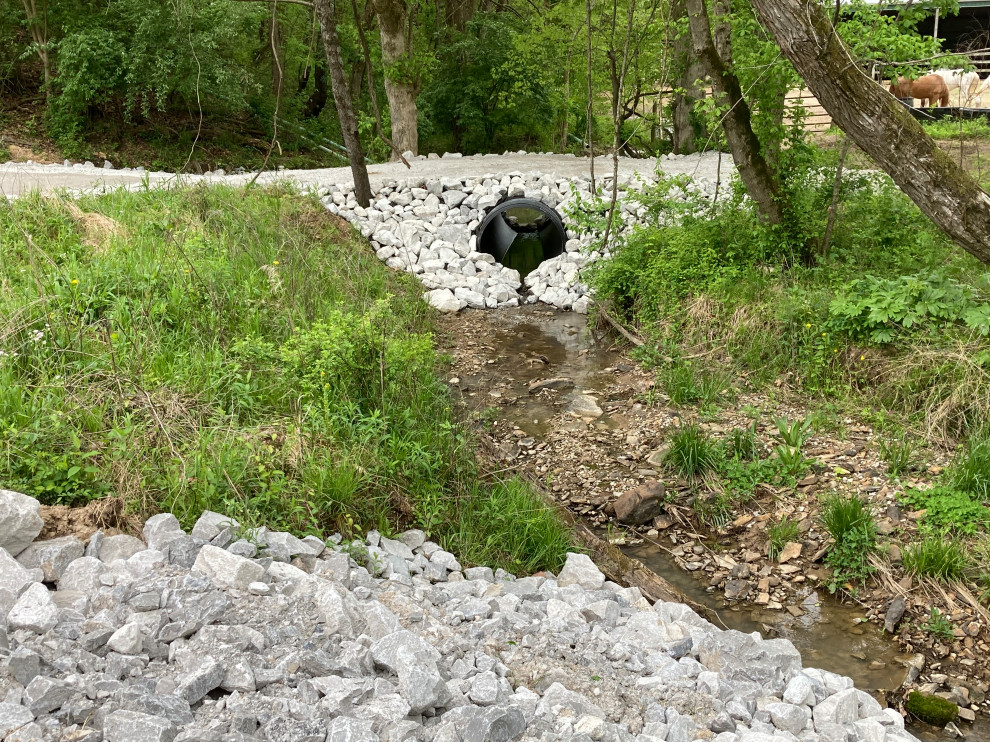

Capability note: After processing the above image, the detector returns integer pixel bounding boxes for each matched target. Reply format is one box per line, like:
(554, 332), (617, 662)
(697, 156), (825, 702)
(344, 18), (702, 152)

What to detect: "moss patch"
(905, 691), (959, 726)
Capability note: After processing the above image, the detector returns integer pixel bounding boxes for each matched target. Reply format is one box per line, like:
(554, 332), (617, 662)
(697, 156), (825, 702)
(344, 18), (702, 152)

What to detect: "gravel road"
(0, 151), (731, 198)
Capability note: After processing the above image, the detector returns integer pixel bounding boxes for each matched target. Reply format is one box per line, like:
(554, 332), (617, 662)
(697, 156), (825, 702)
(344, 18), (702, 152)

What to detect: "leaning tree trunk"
(684, 0), (786, 227)
(372, 0), (419, 157)
(314, 0), (373, 207)
(749, 0), (990, 265)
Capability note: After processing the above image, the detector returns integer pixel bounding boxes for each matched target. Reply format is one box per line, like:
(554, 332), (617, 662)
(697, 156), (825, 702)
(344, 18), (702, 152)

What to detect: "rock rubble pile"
(0, 488), (918, 742)
(321, 164), (721, 314)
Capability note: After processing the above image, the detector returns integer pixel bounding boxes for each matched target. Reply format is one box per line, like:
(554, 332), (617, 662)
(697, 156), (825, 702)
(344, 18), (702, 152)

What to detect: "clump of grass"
(767, 516), (800, 561)
(663, 423), (720, 478)
(902, 535), (968, 582)
(726, 421), (761, 462)
(879, 433), (917, 477)
(660, 362), (730, 408)
(821, 494), (877, 593)
(948, 431), (990, 500)
(695, 492), (733, 530)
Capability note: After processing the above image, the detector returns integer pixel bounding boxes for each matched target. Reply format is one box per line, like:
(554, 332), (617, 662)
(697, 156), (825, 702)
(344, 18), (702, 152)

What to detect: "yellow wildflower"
(70, 279), (79, 285)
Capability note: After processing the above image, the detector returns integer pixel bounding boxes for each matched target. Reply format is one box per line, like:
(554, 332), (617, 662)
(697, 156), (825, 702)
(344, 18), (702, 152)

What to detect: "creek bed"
(443, 305), (986, 740)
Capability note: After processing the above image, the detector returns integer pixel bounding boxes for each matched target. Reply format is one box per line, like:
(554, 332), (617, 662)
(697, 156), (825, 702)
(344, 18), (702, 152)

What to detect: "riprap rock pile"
(321, 168), (722, 314)
(0, 488), (917, 742)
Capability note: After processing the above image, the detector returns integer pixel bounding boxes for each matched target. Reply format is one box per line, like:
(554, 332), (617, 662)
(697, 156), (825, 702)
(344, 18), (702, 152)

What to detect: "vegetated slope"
(0, 185), (570, 574)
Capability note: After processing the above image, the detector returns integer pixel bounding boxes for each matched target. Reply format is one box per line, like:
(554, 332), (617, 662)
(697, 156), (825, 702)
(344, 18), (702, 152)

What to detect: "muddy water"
(460, 307), (990, 739)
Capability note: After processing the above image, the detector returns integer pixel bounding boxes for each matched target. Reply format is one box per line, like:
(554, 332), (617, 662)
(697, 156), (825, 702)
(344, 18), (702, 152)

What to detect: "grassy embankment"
(0, 185), (570, 573)
(587, 149), (990, 595)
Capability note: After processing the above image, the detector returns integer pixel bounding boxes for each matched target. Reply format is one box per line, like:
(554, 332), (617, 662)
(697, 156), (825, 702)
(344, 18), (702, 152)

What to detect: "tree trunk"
(684, 0), (785, 226)
(22, 0), (51, 101)
(443, 0), (475, 32)
(372, 0), (419, 157)
(314, 0), (373, 207)
(672, 51), (705, 153)
(748, 0), (990, 265)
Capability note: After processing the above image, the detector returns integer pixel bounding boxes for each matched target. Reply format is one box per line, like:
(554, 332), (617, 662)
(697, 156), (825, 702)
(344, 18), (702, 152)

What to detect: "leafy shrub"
(900, 486), (988, 534)
(663, 424), (719, 479)
(821, 494), (877, 592)
(768, 517), (800, 561)
(827, 272), (990, 344)
(902, 535), (968, 581)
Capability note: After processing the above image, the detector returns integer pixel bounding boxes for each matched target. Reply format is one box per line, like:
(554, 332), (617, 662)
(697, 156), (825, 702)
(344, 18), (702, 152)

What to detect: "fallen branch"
(593, 300), (645, 346)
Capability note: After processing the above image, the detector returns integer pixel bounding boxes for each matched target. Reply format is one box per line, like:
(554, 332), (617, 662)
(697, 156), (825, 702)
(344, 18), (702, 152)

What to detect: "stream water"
(455, 306), (989, 740)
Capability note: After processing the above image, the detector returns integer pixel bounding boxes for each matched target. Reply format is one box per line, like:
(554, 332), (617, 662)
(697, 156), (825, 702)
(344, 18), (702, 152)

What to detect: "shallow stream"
(453, 306), (988, 740)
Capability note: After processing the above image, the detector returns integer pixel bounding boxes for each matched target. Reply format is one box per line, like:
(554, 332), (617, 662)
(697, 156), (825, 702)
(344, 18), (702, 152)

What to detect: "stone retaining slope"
(0, 488), (916, 742)
(322, 165), (722, 314)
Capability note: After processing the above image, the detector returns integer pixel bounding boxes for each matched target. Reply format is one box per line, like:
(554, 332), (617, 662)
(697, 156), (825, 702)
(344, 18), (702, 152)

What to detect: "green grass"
(879, 433), (917, 477)
(948, 431), (990, 501)
(821, 493), (877, 593)
(663, 423), (719, 479)
(902, 535), (968, 582)
(767, 516), (800, 561)
(922, 117), (990, 141)
(659, 361), (731, 408)
(0, 186), (570, 574)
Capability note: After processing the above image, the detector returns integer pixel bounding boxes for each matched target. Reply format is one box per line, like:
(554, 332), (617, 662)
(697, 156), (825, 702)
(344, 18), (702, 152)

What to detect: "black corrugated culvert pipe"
(475, 198), (566, 278)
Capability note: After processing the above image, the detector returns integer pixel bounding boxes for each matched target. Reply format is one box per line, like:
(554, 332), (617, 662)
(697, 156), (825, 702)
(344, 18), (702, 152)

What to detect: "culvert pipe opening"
(476, 198), (566, 278)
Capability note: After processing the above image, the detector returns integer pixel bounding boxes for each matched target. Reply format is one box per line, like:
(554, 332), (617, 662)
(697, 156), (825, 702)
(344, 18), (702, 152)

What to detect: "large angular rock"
(143, 513), (185, 551)
(0, 490), (43, 556)
(884, 596), (907, 633)
(0, 547), (38, 595)
(16, 536), (84, 581)
(104, 710), (178, 742)
(813, 688), (861, 728)
(107, 623), (144, 655)
(99, 535), (146, 564)
(192, 545), (265, 590)
(767, 702), (809, 735)
(23, 676), (72, 715)
(464, 705), (526, 742)
(0, 703), (35, 738)
(556, 553), (605, 590)
(190, 511), (240, 542)
(175, 657), (224, 704)
(613, 481), (665, 525)
(7, 582), (58, 633)
(326, 716), (380, 742)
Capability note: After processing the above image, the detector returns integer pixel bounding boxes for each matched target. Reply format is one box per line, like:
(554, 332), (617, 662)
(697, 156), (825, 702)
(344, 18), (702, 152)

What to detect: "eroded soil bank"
(440, 305), (990, 735)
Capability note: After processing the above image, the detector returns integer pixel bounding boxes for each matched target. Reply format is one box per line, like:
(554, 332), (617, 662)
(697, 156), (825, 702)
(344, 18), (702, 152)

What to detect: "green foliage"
(923, 118), (990, 141)
(879, 434), (917, 477)
(905, 691), (959, 726)
(767, 517), (800, 561)
(901, 486), (988, 534)
(726, 422), (761, 462)
(821, 494), (877, 593)
(902, 535), (969, 581)
(663, 424), (719, 479)
(0, 187), (570, 574)
(827, 272), (990, 344)
(775, 416), (811, 448)
(923, 608), (955, 641)
(660, 361), (731, 408)
(948, 432), (990, 500)
(694, 493), (733, 530)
